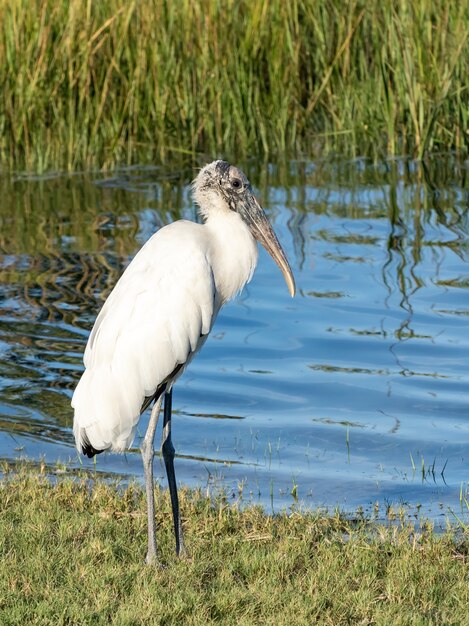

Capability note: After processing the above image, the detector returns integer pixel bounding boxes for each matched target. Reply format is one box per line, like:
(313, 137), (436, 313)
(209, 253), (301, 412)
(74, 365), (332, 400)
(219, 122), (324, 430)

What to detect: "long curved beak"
(239, 193), (296, 297)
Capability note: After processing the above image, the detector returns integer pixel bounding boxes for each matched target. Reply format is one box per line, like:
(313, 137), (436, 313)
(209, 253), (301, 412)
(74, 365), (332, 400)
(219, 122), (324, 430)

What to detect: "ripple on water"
(0, 157), (468, 522)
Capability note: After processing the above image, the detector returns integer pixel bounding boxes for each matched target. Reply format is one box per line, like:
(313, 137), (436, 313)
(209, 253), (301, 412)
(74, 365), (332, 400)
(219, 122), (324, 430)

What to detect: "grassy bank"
(0, 469), (468, 625)
(1, 0), (468, 171)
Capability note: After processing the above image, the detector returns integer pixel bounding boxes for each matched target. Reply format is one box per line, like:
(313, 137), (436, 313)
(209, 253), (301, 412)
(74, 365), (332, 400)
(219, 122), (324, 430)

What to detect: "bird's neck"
(204, 211), (259, 304)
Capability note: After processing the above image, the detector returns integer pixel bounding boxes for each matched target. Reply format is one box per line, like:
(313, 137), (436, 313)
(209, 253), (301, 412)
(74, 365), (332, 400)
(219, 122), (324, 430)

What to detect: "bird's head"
(192, 160), (295, 297)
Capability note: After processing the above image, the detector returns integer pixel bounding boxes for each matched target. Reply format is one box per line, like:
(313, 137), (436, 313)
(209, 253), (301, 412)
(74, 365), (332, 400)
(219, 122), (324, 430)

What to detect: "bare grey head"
(192, 160), (296, 297)
(192, 160), (251, 214)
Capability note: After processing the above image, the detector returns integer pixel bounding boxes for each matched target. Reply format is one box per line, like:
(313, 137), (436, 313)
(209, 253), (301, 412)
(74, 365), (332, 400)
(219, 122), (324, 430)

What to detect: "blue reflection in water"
(0, 157), (467, 523)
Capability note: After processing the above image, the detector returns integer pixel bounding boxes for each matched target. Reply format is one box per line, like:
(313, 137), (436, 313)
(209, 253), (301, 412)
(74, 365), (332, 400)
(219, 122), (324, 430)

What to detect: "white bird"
(72, 160), (295, 564)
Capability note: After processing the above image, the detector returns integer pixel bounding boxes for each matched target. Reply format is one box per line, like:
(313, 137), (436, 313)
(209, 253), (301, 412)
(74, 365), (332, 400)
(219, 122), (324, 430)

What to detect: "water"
(1, 157), (468, 524)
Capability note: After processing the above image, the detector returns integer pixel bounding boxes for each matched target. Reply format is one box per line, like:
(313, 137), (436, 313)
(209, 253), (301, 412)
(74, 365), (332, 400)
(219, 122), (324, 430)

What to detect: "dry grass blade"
(0, 0), (468, 170)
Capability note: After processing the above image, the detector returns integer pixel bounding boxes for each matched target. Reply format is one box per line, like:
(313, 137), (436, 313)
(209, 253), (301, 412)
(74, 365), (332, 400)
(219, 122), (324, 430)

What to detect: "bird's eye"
(231, 178), (242, 190)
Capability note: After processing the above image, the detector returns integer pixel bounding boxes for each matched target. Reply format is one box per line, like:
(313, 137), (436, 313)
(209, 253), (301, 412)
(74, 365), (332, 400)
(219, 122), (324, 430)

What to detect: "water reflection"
(0, 156), (467, 521)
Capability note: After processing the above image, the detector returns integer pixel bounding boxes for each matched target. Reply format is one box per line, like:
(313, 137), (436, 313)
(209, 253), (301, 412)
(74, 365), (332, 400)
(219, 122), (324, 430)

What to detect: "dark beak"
(239, 193), (296, 297)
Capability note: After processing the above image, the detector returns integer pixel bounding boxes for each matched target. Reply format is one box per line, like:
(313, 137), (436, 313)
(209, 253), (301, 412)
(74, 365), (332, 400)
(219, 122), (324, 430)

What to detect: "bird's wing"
(72, 220), (216, 452)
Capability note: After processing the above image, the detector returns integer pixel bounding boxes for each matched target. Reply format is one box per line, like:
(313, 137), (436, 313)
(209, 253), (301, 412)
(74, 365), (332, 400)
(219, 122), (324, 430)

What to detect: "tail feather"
(72, 366), (142, 456)
(81, 432), (104, 458)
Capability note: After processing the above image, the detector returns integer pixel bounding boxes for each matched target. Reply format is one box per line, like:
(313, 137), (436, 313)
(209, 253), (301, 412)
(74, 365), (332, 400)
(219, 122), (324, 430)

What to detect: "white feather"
(72, 204), (258, 453)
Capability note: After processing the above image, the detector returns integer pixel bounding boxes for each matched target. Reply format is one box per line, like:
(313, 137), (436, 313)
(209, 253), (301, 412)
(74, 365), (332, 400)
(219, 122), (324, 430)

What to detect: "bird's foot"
(177, 546), (187, 558)
(144, 550), (165, 568)
(176, 540), (191, 560)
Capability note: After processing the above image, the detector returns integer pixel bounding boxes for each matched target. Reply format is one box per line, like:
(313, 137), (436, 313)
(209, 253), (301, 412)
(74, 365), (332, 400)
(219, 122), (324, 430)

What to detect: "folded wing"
(72, 220), (216, 453)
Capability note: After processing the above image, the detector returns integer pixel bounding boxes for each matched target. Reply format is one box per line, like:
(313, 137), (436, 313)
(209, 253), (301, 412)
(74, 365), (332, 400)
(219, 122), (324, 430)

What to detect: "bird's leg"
(162, 388), (186, 556)
(141, 394), (163, 565)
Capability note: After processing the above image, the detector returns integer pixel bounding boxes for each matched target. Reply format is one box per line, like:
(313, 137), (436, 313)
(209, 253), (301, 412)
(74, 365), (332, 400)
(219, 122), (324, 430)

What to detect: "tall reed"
(0, 0), (467, 171)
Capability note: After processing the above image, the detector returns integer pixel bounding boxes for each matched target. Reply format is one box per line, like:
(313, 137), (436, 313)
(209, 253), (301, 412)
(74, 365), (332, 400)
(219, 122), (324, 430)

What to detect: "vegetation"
(0, 467), (468, 625)
(0, 0), (468, 171)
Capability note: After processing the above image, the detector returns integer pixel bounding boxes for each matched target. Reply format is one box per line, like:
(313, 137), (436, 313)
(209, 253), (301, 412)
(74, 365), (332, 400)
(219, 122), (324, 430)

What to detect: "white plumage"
(71, 160), (295, 563)
(72, 214), (257, 453)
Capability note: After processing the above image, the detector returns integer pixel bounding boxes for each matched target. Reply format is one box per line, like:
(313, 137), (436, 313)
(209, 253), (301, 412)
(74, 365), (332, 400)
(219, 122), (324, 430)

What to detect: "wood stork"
(72, 160), (295, 564)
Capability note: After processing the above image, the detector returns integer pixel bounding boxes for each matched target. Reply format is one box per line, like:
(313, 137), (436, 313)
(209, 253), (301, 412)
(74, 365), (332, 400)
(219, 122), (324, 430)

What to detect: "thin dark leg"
(162, 388), (185, 556)
(141, 394), (163, 565)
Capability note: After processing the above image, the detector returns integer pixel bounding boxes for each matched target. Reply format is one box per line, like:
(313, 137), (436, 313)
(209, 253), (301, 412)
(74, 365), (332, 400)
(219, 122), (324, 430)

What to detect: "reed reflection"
(0, 158), (467, 518)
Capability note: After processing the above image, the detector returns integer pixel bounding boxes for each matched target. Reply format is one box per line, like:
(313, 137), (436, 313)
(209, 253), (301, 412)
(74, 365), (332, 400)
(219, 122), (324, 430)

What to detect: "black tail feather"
(81, 435), (104, 458)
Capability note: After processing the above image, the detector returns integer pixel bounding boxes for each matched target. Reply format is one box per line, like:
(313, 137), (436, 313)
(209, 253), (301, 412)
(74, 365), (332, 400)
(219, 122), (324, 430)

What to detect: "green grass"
(0, 468), (468, 625)
(0, 0), (468, 171)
